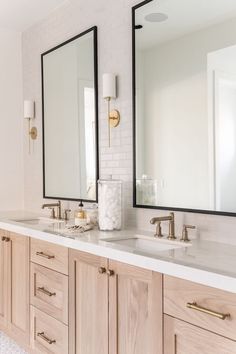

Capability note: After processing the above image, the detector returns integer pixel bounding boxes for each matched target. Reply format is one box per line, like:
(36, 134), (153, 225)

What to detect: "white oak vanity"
(0, 217), (236, 354)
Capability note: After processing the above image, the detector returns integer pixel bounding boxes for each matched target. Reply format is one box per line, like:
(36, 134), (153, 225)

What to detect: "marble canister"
(98, 180), (122, 231)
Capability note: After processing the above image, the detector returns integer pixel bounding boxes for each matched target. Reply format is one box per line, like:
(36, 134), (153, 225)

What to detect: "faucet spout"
(41, 201), (62, 220)
(150, 212), (176, 240)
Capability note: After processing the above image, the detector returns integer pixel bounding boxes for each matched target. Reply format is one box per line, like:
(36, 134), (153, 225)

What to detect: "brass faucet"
(42, 200), (62, 220)
(150, 212), (176, 240)
(180, 225), (196, 242)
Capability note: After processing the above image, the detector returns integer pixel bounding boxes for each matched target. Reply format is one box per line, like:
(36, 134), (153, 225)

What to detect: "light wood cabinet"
(69, 250), (163, 354)
(31, 238), (68, 275)
(31, 306), (68, 354)
(31, 263), (68, 324)
(1, 228), (236, 354)
(0, 230), (8, 329)
(69, 249), (109, 354)
(0, 232), (30, 349)
(8, 233), (30, 346)
(164, 275), (236, 340)
(109, 260), (163, 354)
(164, 314), (236, 354)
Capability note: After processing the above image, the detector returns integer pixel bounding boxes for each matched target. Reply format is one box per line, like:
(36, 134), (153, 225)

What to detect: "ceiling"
(0, 0), (68, 32)
(135, 0), (236, 49)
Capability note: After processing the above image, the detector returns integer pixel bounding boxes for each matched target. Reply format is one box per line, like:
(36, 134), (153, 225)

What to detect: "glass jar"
(98, 180), (122, 231)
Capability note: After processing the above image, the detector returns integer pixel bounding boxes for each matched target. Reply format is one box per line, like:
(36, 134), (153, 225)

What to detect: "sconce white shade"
(24, 100), (35, 119)
(103, 73), (117, 99)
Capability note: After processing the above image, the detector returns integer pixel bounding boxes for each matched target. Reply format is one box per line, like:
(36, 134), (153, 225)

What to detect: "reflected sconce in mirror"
(103, 73), (120, 147)
(24, 100), (37, 154)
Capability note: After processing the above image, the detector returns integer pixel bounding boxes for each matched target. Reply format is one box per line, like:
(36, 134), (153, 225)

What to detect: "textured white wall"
(0, 28), (24, 211)
(22, 0), (236, 244)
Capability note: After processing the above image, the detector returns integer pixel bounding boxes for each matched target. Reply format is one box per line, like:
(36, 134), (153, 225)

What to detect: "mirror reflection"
(134, 0), (236, 214)
(42, 27), (98, 202)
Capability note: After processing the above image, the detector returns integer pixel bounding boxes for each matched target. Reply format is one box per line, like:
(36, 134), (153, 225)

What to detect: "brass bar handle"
(37, 332), (56, 345)
(187, 302), (230, 320)
(106, 269), (115, 277)
(37, 287), (56, 297)
(98, 267), (106, 274)
(36, 251), (55, 260)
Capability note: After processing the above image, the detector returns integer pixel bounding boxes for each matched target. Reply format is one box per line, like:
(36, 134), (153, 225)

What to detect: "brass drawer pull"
(37, 286), (56, 297)
(37, 332), (56, 345)
(36, 251), (55, 260)
(107, 269), (115, 277)
(5, 237), (10, 242)
(98, 267), (106, 274)
(187, 302), (230, 320)
(1, 237), (6, 241)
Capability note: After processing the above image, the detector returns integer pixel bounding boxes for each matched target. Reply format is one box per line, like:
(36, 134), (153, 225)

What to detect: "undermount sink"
(11, 217), (64, 226)
(102, 234), (191, 253)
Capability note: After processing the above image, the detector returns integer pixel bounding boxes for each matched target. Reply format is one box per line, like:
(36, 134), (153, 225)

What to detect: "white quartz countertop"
(1, 210), (236, 293)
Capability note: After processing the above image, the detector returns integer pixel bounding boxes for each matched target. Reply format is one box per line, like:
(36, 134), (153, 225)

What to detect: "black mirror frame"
(41, 26), (99, 203)
(132, 1), (236, 217)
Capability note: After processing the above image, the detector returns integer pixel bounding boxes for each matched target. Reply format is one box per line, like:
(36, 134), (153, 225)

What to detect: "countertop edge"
(1, 219), (236, 294)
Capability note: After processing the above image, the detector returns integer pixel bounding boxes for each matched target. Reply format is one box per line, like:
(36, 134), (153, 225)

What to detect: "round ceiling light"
(145, 13), (168, 23)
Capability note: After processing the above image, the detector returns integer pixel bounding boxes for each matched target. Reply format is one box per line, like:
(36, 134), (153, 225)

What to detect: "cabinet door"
(109, 260), (163, 354)
(0, 230), (8, 329)
(7, 233), (30, 347)
(164, 315), (236, 354)
(69, 249), (109, 354)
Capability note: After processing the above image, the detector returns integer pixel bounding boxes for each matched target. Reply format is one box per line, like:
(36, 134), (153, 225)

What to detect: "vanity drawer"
(31, 239), (68, 275)
(30, 306), (68, 354)
(30, 263), (68, 324)
(164, 275), (236, 340)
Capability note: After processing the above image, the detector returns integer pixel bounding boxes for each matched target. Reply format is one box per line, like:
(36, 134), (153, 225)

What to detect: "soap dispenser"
(74, 201), (87, 226)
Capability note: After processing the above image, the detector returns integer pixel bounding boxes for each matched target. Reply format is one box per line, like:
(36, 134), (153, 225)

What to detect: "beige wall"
(0, 28), (23, 210)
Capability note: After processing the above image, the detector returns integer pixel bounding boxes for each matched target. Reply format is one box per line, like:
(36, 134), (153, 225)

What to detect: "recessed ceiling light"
(145, 13), (168, 23)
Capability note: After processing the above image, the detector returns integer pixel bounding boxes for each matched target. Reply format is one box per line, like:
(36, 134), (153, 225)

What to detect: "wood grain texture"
(7, 233), (30, 347)
(30, 263), (68, 324)
(164, 275), (236, 340)
(30, 305), (68, 354)
(31, 238), (68, 275)
(69, 249), (109, 354)
(164, 315), (236, 354)
(0, 229), (8, 330)
(109, 260), (163, 354)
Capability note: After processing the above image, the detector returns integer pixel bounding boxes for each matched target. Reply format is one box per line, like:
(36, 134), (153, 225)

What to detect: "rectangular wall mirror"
(42, 27), (98, 202)
(133, 0), (236, 216)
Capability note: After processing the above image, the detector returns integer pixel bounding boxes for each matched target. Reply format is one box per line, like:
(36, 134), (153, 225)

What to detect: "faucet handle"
(154, 221), (163, 238)
(64, 209), (71, 221)
(181, 225), (196, 242)
(49, 207), (56, 219)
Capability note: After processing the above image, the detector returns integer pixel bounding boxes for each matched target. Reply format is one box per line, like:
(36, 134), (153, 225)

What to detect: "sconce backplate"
(30, 127), (38, 140)
(109, 110), (120, 128)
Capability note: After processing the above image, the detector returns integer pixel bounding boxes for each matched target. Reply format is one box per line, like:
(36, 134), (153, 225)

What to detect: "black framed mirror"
(42, 26), (99, 202)
(133, 0), (236, 216)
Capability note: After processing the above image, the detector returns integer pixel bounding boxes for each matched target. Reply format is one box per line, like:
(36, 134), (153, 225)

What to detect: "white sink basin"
(102, 234), (190, 253)
(11, 217), (64, 226)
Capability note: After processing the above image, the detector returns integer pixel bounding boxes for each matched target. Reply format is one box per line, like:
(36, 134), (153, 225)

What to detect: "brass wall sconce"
(103, 73), (120, 147)
(24, 100), (37, 154)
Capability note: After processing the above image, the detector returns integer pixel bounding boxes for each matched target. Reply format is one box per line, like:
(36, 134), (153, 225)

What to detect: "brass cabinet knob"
(1, 237), (6, 242)
(5, 237), (10, 242)
(106, 269), (115, 277)
(98, 267), (106, 274)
